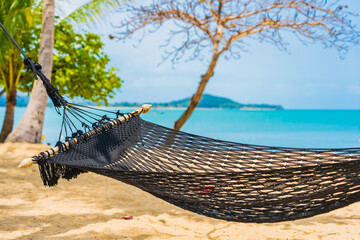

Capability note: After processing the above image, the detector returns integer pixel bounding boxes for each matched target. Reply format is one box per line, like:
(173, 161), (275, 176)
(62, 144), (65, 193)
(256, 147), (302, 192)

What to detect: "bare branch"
(112, 0), (360, 130)
(114, 0), (359, 63)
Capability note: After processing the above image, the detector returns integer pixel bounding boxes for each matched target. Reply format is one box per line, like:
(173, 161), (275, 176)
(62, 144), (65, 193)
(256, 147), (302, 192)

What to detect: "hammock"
(2, 22), (360, 223)
(19, 109), (360, 223)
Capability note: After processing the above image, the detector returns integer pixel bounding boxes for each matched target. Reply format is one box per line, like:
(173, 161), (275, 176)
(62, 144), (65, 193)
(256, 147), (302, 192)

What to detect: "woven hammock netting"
(38, 115), (360, 223)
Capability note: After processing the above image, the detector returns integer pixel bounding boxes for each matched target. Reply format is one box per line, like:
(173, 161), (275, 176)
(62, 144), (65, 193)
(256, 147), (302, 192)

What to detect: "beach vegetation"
(20, 22), (121, 105)
(0, 0), (36, 141)
(1, 0), (122, 142)
(6, 0), (124, 143)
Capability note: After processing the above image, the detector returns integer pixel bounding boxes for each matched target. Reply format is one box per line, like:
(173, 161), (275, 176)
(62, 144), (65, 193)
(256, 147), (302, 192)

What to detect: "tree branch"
(112, 0), (360, 129)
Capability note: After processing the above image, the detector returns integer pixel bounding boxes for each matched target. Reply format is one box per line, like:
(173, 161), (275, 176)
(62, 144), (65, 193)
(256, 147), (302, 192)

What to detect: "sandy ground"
(1, 143), (360, 240)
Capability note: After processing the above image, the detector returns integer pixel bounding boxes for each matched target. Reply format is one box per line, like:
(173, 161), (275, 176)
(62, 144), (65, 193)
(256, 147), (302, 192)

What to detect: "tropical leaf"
(0, 0), (34, 66)
(60, 0), (127, 25)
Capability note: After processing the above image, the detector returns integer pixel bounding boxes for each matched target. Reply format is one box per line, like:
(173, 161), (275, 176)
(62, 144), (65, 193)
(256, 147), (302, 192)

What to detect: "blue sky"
(60, 1), (360, 109)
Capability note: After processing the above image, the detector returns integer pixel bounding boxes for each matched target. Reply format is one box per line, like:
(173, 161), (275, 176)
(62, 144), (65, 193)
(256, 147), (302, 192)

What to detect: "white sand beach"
(1, 143), (360, 240)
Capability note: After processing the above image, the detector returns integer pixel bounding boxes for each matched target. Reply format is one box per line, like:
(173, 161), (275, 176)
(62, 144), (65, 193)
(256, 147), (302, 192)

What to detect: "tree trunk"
(173, 53), (219, 130)
(0, 87), (17, 142)
(6, 0), (55, 143)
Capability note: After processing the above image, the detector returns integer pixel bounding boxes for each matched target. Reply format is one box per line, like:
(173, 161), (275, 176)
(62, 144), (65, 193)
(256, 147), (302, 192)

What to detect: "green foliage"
(53, 23), (121, 105)
(1, 0), (121, 105)
(20, 22), (122, 105)
(0, 0), (37, 94)
(0, 0), (34, 62)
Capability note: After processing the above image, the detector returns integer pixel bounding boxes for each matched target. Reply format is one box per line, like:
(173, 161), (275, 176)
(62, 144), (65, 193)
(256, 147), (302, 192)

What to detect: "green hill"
(0, 94), (283, 110)
(155, 94), (242, 108)
(112, 94), (283, 110)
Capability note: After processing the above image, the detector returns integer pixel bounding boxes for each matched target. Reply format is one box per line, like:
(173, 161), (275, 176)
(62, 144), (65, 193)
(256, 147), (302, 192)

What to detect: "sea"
(1, 107), (360, 149)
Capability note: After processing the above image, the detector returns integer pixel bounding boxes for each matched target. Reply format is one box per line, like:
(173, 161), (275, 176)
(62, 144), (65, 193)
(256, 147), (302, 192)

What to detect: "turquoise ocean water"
(1, 107), (360, 148)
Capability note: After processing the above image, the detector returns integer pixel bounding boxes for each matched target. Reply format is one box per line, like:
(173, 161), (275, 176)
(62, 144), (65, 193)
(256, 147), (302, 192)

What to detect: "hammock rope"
(2, 22), (360, 223)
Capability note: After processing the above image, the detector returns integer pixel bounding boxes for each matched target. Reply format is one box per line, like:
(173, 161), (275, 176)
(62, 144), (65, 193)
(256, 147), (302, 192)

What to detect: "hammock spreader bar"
(18, 104), (152, 168)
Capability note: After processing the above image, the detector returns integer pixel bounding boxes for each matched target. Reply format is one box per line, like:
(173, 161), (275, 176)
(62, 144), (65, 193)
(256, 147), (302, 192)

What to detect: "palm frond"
(61, 0), (127, 25)
(0, 0), (34, 62)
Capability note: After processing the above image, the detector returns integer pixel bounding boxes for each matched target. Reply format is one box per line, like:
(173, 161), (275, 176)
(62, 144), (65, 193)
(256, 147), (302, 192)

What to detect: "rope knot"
(23, 57), (41, 80)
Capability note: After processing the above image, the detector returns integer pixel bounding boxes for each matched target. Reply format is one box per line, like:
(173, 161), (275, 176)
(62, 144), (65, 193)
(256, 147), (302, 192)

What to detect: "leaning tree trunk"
(173, 53), (219, 130)
(0, 87), (17, 142)
(5, 0), (55, 143)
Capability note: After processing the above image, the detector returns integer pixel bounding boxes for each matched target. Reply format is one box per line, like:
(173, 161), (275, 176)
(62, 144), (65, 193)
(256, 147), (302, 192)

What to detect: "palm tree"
(0, 0), (34, 141)
(6, 0), (124, 143)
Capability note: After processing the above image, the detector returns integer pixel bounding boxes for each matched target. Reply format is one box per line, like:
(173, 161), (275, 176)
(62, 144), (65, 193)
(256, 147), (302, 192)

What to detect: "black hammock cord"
(2, 22), (360, 224)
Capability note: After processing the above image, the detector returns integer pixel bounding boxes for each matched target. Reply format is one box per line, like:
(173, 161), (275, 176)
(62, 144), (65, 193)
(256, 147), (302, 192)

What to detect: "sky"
(58, 0), (360, 109)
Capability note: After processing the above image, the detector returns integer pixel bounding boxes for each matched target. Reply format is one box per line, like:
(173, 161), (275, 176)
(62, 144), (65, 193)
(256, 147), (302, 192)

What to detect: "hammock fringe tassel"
(38, 161), (87, 187)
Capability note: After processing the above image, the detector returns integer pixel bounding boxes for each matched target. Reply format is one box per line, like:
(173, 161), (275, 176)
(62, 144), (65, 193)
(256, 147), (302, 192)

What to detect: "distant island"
(0, 94), (283, 110)
(109, 94), (283, 110)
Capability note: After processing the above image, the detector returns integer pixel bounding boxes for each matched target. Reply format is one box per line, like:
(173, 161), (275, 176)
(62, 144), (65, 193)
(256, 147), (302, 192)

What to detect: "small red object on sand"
(121, 216), (133, 220)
